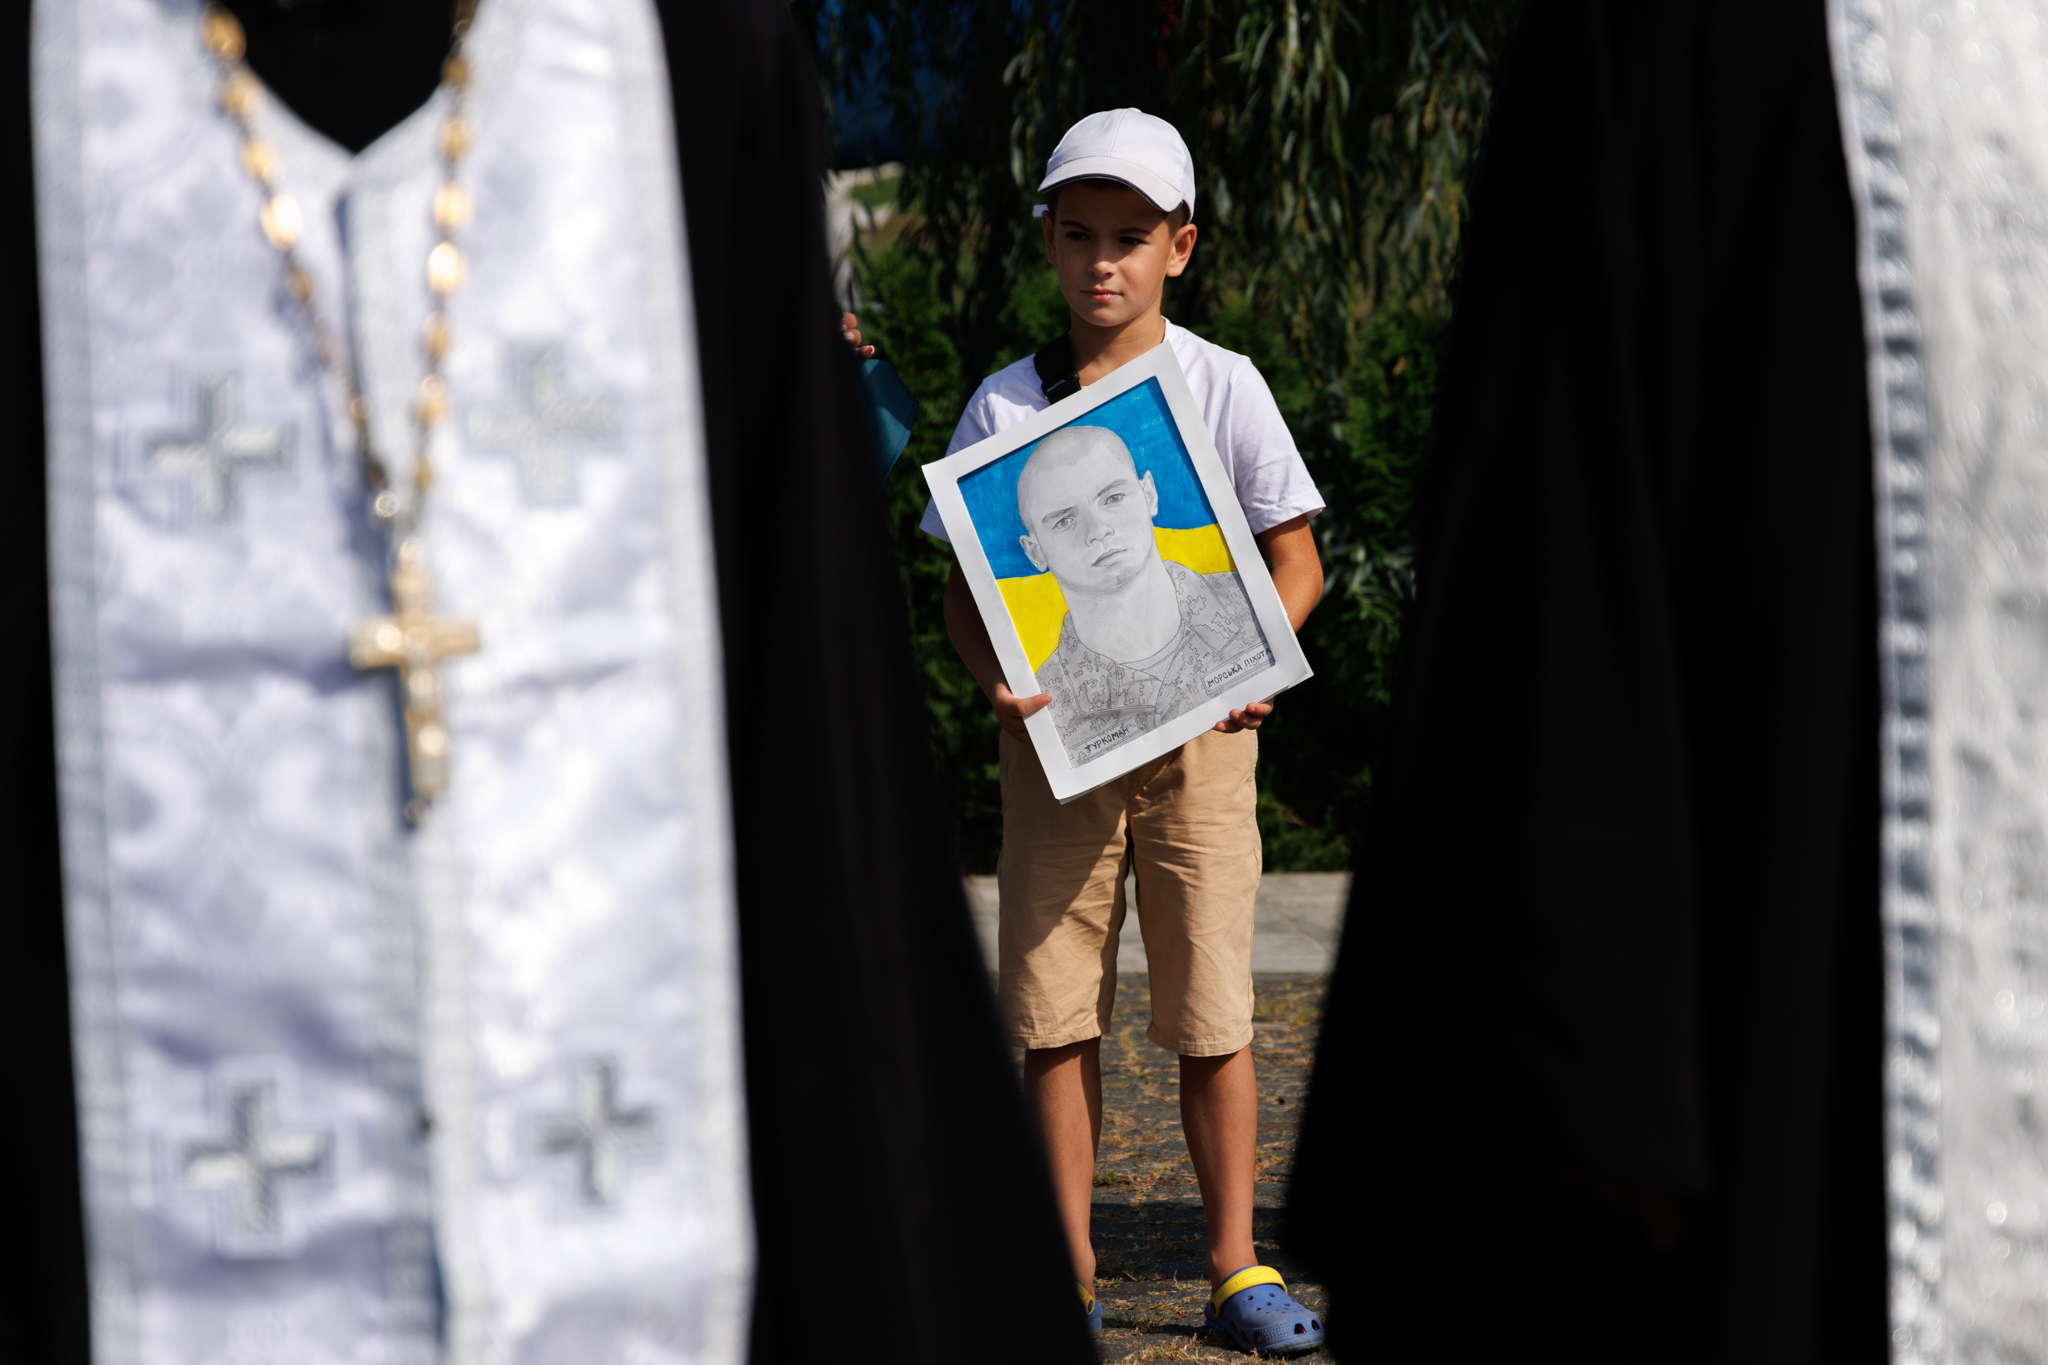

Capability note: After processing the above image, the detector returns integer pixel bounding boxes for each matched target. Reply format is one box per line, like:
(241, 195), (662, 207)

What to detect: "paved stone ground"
(1068, 974), (1333, 1363)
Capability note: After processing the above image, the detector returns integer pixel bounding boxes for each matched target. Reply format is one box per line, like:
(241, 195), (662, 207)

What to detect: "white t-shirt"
(918, 319), (1323, 541)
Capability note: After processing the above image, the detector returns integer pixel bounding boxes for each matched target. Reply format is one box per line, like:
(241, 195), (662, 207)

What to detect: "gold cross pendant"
(349, 536), (479, 806)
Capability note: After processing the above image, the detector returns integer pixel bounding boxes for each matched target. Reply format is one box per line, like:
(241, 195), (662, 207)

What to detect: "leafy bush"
(810, 0), (1522, 870)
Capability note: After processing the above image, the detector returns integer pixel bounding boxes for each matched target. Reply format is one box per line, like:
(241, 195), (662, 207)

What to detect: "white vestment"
(1836, 1), (2048, 1358)
(30, 0), (752, 1360)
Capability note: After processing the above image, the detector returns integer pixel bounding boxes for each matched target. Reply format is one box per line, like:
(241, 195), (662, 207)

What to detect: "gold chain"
(198, 3), (485, 819)
(198, 0), (477, 528)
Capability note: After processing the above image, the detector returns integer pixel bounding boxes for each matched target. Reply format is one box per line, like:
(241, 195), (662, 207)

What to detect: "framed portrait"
(923, 344), (1314, 802)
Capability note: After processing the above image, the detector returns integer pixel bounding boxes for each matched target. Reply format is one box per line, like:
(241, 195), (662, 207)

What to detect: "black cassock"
(0, 3), (1087, 1363)
(1287, 1), (1886, 1361)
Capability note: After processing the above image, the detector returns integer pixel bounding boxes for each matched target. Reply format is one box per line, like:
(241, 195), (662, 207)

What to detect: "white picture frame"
(923, 343), (1314, 802)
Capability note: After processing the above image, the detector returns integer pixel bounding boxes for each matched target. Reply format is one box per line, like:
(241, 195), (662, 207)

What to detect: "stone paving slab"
(963, 873), (1348, 976)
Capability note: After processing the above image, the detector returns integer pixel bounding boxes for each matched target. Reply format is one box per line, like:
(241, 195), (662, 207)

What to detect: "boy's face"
(1017, 432), (1161, 596)
(1041, 182), (1197, 331)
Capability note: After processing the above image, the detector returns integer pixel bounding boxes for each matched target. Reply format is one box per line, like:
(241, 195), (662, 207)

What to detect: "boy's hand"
(1215, 700), (1274, 734)
(990, 682), (1053, 738)
(1214, 518), (1315, 732)
(841, 311), (875, 358)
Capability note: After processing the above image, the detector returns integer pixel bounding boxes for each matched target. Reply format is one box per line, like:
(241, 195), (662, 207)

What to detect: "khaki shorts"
(995, 726), (1261, 1057)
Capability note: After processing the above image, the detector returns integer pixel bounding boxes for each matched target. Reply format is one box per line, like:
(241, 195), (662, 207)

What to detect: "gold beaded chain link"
(199, 0), (477, 527)
(199, 3), (485, 816)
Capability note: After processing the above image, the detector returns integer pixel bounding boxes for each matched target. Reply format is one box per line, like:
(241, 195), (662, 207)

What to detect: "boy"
(921, 109), (1327, 1354)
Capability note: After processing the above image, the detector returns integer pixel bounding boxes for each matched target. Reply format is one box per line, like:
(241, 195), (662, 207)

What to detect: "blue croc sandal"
(1078, 1280), (1103, 1337)
(1205, 1265), (1324, 1355)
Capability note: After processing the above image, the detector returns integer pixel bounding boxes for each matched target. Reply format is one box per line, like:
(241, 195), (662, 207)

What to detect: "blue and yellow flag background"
(960, 377), (1236, 670)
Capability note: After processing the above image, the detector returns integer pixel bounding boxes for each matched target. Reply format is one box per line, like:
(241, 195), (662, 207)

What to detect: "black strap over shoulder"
(1033, 333), (1081, 403)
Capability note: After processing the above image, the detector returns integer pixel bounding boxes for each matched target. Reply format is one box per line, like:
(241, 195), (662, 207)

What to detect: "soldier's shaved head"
(1013, 423), (1161, 597)
(1016, 426), (1139, 529)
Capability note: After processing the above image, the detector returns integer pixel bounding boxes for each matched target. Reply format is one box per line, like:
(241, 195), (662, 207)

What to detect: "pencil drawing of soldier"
(1015, 425), (1273, 762)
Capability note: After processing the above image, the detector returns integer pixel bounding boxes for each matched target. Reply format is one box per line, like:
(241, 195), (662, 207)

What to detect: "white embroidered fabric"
(31, 0), (752, 1361)
(1833, 0), (2048, 1359)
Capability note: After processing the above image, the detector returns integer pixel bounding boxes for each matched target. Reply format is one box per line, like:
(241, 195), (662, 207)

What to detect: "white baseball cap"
(1037, 109), (1196, 220)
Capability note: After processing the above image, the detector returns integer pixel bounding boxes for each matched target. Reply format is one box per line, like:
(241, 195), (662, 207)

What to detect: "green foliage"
(807, 0), (1520, 870)
(848, 171), (902, 208)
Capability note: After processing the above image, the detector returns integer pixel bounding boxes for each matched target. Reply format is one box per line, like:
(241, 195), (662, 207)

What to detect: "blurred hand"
(841, 311), (876, 358)
(990, 681), (1052, 739)
(1214, 699), (1274, 734)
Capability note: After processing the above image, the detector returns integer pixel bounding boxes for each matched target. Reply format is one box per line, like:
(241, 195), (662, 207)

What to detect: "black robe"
(1285, 1), (1886, 1360)
(0, 4), (1088, 1363)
